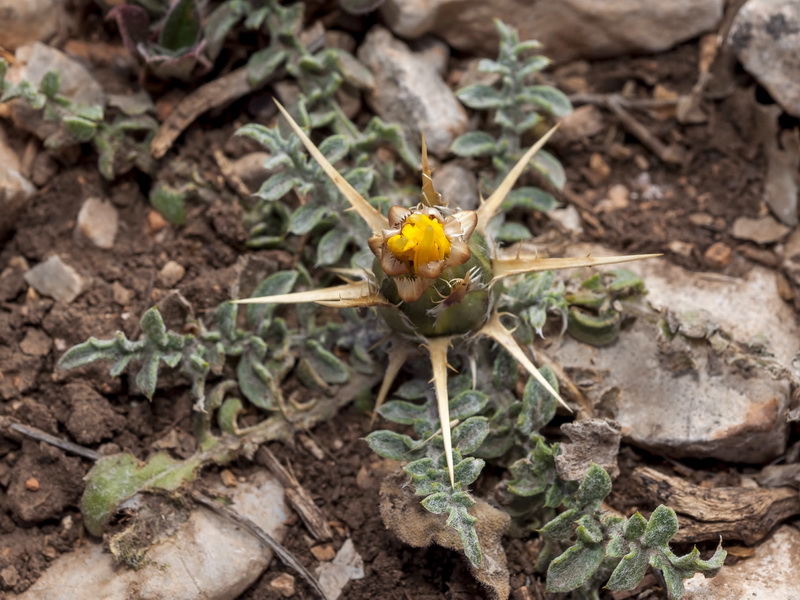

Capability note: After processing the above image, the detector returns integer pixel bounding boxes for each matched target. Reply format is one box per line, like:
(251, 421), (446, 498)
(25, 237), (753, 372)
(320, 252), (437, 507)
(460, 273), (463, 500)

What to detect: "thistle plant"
(237, 99), (656, 501)
(0, 60), (156, 179)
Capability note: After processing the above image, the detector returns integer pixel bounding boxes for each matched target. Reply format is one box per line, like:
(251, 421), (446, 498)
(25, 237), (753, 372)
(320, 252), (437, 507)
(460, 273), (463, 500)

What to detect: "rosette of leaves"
(451, 20), (572, 242)
(0, 61), (157, 179)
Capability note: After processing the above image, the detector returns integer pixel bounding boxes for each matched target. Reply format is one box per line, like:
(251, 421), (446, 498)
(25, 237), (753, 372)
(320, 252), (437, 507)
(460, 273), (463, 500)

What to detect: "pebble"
(1, 566), (20, 588)
(595, 183), (629, 212)
(552, 244), (797, 463)
(668, 240), (695, 258)
(357, 26), (467, 157)
(76, 197), (119, 249)
(19, 329), (52, 357)
(684, 526), (800, 599)
(24, 256), (85, 303)
(229, 152), (272, 194)
(310, 543), (337, 561)
(381, 0), (725, 61)
(25, 477), (40, 492)
(13, 471), (288, 600)
(584, 153), (610, 186)
(157, 261), (186, 288)
(146, 210), (169, 234)
(269, 573), (296, 598)
(0, 0), (63, 50)
(111, 281), (134, 306)
(548, 204), (583, 235)
(729, 0), (800, 117)
(704, 241), (732, 268)
(731, 215), (791, 244)
(315, 539), (365, 600)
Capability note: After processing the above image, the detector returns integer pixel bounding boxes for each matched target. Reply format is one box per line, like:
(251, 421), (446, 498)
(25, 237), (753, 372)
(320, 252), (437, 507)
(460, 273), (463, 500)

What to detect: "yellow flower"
(237, 100), (659, 487)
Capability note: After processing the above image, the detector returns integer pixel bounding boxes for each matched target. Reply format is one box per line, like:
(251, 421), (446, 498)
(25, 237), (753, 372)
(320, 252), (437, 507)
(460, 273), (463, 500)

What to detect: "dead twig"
(570, 93), (686, 164)
(631, 466), (800, 545)
(191, 489), (329, 600)
(0, 417), (101, 460)
(256, 446), (334, 541)
(150, 21), (325, 160)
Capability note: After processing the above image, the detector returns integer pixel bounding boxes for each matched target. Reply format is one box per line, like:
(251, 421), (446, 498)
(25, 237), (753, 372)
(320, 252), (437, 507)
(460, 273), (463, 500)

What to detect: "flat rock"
(730, 0), (800, 117)
(13, 471), (288, 600)
(357, 26), (467, 156)
(381, 0), (724, 61)
(7, 43), (105, 141)
(76, 197), (119, 249)
(684, 526), (800, 599)
(0, 0), (64, 50)
(24, 256), (85, 303)
(315, 539), (365, 600)
(731, 215), (791, 244)
(550, 245), (797, 462)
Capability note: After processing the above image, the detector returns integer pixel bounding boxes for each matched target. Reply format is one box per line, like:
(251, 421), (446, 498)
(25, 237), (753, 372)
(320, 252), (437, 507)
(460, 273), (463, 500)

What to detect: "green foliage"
(497, 374), (727, 599)
(0, 59), (156, 180)
(367, 388), (491, 566)
(451, 19), (571, 240)
(566, 268), (645, 346)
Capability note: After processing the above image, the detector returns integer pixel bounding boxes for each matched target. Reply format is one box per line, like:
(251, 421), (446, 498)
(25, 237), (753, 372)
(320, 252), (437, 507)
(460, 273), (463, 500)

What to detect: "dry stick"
(191, 489), (329, 600)
(0, 417), (101, 460)
(150, 21), (325, 160)
(256, 446), (334, 541)
(570, 94), (686, 164)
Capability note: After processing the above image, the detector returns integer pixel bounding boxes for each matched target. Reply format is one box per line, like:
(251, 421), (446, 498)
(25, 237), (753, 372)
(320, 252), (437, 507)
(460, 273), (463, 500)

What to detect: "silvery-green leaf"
(547, 540), (605, 593)
(319, 134), (350, 164)
(256, 171), (300, 201)
(453, 457), (484, 486)
(449, 390), (489, 420)
(379, 400), (426, 425)
(64, 116), (98, 142)
(245, 270), (298, 328)
(452, 417), (489, 454)
(533, 149), (566, 189)
(497, 222), (532, 242)
(289, 204), (328, 235)
(606, 547), (649, 592)
(457, 83), (505, 109)
(306, 339), (349, 384)
(40, 71), (61, 98)
(316, 227), (351, 266)
(518, 366), (557, 435)
(365, 430), (416, 460)
(247, 47), (288, 87)
(503, 187), (558, 212)
(450, 130), (497, 157)
(520, 85), (572, 118)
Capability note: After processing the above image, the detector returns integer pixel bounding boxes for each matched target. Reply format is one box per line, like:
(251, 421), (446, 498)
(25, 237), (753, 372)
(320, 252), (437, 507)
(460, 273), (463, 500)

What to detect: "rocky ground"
(1, 0), (800, 599)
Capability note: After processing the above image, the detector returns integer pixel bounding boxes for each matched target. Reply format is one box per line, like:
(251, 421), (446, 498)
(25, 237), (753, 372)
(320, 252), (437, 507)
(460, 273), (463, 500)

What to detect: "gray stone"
(731, 215), (791, 244)
(6, 43), (105, 141)
(381, 0), (724, 61)
(357, 26), (467, 156)
(13, 471), (288, 600)
(24, 256), (84, 303)
(730, 0), (800, 117)
(76, 197), (119, 249)
(0, 0), (63, 50)
(555, 419), (621, 481)
(432, 163), (479, 211)
(684, 525), (800, 599)
(550, 245), (797, 462)
(229, 152), (272, 194)
(0, 125), (36, 238)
